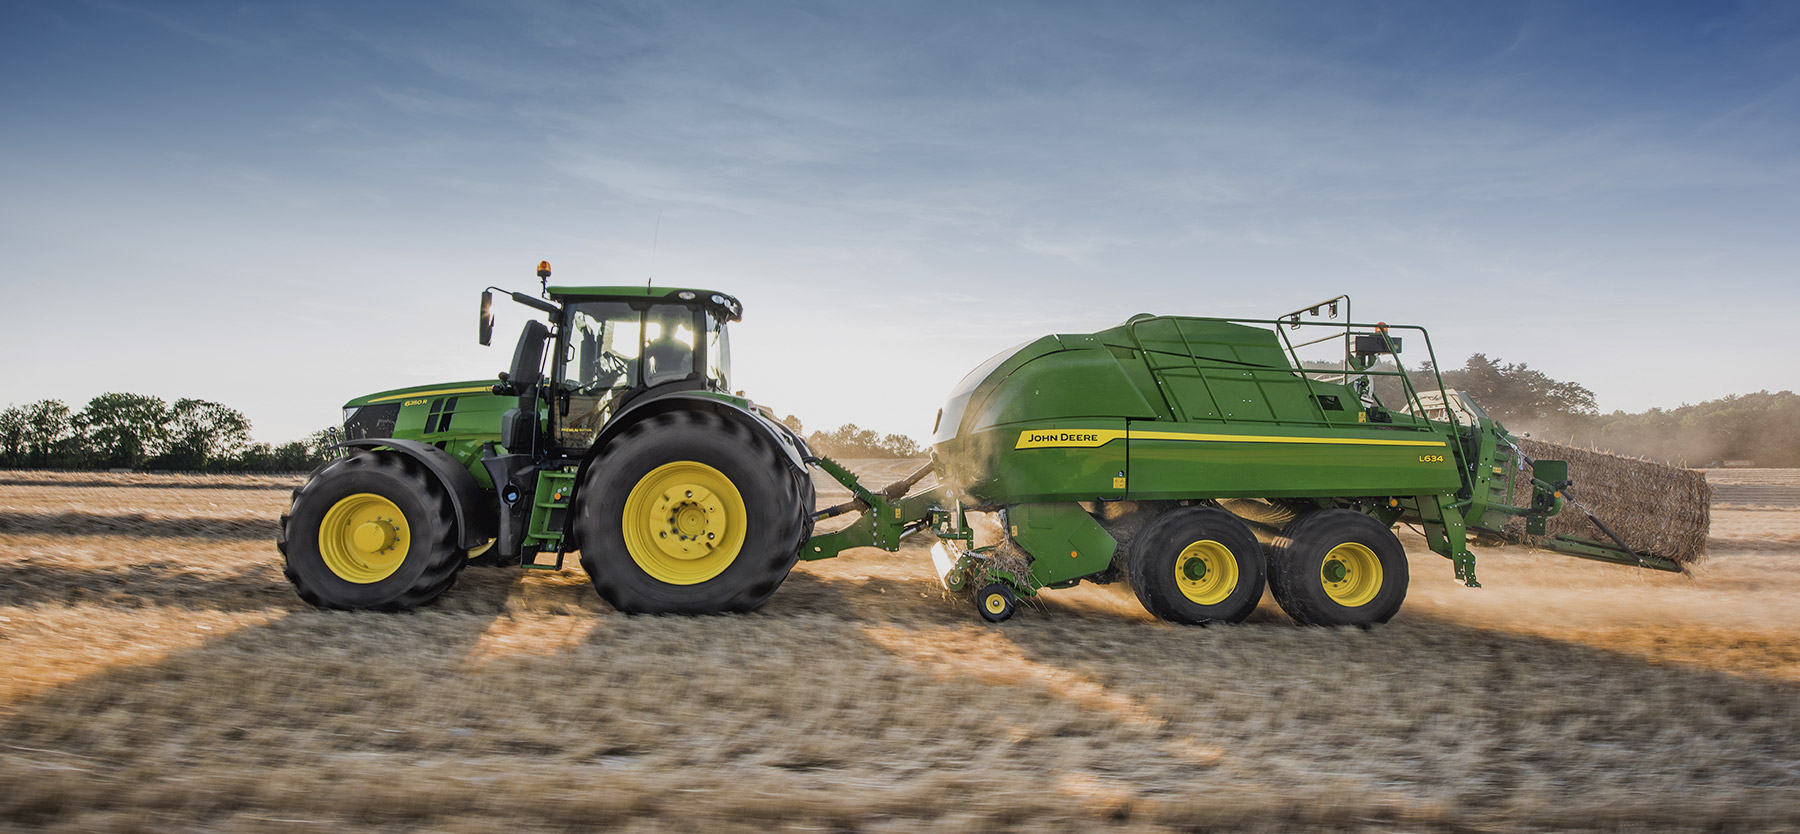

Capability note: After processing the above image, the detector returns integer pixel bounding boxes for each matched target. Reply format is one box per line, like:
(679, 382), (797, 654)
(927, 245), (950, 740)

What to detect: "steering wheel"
(576, 351), (629, 395)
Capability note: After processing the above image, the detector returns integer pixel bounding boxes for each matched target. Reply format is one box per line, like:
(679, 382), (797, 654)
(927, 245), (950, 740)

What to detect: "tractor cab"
(480, 264), (745, 460)
(546, 288), (741, 450)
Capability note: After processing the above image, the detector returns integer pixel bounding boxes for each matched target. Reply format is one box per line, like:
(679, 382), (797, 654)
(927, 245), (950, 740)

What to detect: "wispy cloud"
(4, 1), (1798, 437)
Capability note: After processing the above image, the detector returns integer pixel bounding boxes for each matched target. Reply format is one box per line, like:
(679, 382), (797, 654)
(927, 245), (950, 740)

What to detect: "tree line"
(780, 416), (924, 459)
(1398, 355), (1799, 467)
(0, 393), (335, 472)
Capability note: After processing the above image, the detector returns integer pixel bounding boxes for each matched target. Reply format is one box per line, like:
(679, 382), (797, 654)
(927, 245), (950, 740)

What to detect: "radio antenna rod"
(647, 209), (663, 289)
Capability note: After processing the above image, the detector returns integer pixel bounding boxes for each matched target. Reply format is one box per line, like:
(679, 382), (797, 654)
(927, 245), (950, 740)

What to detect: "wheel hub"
(621, 461), (748, 585)
(651, 485), (726, 558)
(1320, 542), (1382, 607)
(353, 519), (397, 554)
(671, 502), (710, 539)
(318, 493), (410, 584)
(1174, 539), (1237, 606)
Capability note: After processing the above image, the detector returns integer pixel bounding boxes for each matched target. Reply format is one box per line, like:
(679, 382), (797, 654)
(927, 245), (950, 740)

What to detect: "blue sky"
(3, 1), (1797, 444)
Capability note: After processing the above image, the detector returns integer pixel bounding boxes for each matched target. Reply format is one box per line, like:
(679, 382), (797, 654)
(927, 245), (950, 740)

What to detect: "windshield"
(562, 302), (643, 394)
(560, 301), (734, 393)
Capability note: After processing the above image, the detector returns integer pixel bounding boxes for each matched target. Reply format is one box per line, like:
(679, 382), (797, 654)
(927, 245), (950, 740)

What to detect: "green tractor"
(280, 263), (814, 613)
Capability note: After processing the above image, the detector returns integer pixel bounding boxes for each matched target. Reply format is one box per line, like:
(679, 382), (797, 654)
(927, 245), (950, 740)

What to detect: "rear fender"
(562, 393), (811, 550)
(338, 438), (497, 550)
(593, 392), (809, 472)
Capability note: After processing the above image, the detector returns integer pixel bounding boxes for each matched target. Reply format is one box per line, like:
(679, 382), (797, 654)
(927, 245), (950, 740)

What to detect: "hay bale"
(1505, 438), (1711, 565)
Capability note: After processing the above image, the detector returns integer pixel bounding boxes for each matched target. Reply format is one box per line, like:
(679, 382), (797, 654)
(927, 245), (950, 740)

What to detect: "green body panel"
(1124, 422), (1460, 500)
(939, 419), (1130, 506)
(969, 343), (1159, 426)
(934, 315), (1460, 509)
(1005, 502), (1117, 586)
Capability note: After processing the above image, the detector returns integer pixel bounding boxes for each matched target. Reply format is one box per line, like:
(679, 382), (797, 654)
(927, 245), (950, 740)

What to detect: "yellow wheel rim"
(621, 461), (747, 585)
(1174, 539), (1239, 606)
(319, 493), (409, 584)
(984, 592), (1008, 615)
(1321, 542), (1383, 607)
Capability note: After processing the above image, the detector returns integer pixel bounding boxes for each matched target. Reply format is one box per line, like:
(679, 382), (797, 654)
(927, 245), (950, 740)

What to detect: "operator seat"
(642, 335), (690, 387)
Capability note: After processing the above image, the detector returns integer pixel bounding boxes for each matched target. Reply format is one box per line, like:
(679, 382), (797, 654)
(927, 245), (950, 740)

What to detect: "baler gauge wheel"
(976, 583), (1017, 622)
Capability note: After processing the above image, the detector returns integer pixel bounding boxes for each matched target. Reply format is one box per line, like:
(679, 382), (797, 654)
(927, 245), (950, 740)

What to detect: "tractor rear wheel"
(575, 410), (813, 614)
(1268, 508), (1408, 627)
(280, 451), (466, 611)
(1126, 506), (1266, 624)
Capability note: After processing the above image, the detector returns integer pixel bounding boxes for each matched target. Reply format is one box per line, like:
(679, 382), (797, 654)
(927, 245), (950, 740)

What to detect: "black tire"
(574, 410), (813, 614)
(1268, 508), (1408, 627)
(975, 583), (1016, 622)
(280, 450), (466, 611)
(1126, 506), (1266, 624)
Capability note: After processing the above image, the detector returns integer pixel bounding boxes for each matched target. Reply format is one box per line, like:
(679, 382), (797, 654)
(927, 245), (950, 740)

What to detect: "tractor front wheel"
(1268, 508), (1409, 627)
(280, 451), (466, 610)
(1127, 506), (1266, 624)
(575, 410), (812, 614)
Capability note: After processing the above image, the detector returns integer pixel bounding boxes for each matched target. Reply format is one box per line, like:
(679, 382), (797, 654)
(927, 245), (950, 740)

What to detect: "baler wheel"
(575, 410), (812, 614)
(975, 583), (1017, 622)
(1126, 507), (1265, 624)
(280, 450), (466, 611)
(1268, 509), (1409, 627)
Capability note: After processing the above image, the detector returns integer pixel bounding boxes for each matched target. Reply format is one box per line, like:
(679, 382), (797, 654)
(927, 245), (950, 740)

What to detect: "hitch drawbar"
(802, 458), (955, 560)
(800, 458), (1038, 621)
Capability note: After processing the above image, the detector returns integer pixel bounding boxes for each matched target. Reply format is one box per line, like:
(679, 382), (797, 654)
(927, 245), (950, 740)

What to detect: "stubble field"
(1, 464), (1797, 833)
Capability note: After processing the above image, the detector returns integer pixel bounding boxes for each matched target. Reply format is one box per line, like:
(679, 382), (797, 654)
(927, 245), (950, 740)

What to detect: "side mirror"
(479, 291), (495, 346)
(509, 320), (550, 389)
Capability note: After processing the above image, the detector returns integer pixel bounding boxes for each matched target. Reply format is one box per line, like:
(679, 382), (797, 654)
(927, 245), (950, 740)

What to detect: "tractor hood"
(341, 380), (511, 443)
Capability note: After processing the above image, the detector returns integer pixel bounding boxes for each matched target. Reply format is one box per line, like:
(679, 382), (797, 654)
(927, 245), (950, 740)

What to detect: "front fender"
(338, 438), (497, 550)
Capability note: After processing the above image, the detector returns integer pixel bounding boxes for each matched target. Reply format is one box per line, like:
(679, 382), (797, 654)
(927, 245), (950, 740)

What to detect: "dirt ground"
(1, 463), (1797, 833)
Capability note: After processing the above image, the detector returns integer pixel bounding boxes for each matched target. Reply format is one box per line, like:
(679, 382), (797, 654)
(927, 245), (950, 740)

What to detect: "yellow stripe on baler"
(1015, 427), (1447, 450)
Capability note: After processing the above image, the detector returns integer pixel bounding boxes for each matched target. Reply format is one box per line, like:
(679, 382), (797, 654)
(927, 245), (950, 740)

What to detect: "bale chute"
(1506, 437), (1711, 567)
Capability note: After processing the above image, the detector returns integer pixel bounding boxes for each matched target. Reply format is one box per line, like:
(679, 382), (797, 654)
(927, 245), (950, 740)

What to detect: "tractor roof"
(547, 285), (743, 321)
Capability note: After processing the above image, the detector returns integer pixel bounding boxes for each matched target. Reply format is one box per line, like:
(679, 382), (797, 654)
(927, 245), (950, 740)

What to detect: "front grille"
(344, 404), (400, 440)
